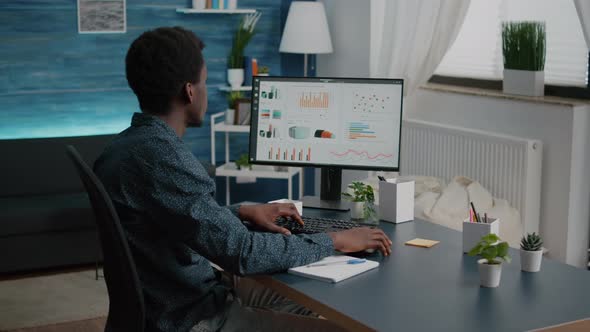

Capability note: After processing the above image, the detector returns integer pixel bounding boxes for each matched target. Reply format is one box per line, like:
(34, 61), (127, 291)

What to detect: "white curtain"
(372, 0), (471, 96)
(574, 0), (590, 49)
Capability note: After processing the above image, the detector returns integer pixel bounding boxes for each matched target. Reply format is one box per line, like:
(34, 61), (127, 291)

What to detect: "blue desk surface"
(266, 208), (590, 332)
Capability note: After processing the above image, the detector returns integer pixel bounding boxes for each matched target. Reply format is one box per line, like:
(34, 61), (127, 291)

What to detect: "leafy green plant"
(342, 182), (376, 220)
(226, 91), (243, 109)
(235, 153), (251, 170)
(502, 21), (546, 71)
(228, 12), (262, 69)
(468, 234), (511, 265)
(258, 66), (270, 74)
(520, 232), (543, 251)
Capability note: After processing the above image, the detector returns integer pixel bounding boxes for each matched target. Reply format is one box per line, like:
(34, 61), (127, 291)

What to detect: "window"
(435, 0), (588, 87)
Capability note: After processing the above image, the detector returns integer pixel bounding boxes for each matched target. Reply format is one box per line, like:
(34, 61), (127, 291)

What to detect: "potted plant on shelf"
(502, 21), (546, 97)
(342, 181), (377, 222)
(227, 12), (261, 89)
(235, 153), (252, 170)
(225, 91), (242, 125)
(468, 233), (511, 288)
(258, 66), (270, 76)
(520, 232), (543, 272)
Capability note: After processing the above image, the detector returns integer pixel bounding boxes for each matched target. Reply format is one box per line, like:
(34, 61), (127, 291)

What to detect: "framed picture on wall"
(78, 0), (126, 34)
(234, 98), (252, 125)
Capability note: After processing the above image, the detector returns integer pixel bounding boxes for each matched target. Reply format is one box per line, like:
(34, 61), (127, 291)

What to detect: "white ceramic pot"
(351, 202), (364, 220)
(478, 259), (503, 288)
(503, 69), (544, 97)
(520, 249), (543, 272)
(227, 69), (244, 89)
(226, 0), (238, 10)
(225, 109), (235, 125)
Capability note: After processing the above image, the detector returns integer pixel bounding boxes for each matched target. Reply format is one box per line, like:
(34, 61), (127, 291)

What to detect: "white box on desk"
(462, 218), (500, 253)
(378, 179), (414, 223)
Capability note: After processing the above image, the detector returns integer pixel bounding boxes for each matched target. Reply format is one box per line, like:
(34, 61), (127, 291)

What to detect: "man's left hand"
(238, 203), (303, 235)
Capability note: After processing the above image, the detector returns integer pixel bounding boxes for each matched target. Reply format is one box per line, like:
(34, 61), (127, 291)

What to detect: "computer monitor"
(249, 76), (404, 210)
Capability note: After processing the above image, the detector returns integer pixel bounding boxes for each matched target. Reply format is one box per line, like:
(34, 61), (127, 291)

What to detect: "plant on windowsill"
(520, 232), (543, 272)
(225, 91), (243, 125)
(235, 153), (252, 171)
(468, 233), (511, 288)
(342, 181), (377, 222)
(502, 21), (546, 97)
(227, 12), (261, 89)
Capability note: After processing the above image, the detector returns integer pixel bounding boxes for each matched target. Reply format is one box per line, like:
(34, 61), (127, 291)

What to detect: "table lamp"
(279, 1), (333, 77)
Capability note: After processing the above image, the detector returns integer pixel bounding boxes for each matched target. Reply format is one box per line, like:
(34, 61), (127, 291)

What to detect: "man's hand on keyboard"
(328, 228), (392, 256)
(238, 203), (303, 236)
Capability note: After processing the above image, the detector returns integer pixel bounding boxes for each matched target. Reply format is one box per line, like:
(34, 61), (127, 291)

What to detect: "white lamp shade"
(279, 1), (333, 54)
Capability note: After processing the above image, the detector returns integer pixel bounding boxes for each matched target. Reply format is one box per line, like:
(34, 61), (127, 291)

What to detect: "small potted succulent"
(258, 66), (270, 76)
(235, 153), (252, 171)
(520, 232), (543, 272)
(342, 181), (376, 221)
(468, 233), (511, 288)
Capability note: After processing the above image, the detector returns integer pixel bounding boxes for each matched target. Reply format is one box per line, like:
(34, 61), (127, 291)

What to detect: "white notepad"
(288, 255), (379, 283)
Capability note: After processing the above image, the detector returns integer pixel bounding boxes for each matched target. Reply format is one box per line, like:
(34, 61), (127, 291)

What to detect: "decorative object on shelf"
(227, 12), (261, 88)
(244, 56), (254, 86)
(468, 233), (511, 288)
(227, 0), (238, 10)
(258, 66), (270, 76)
(192, 0), (206, 10)
(342, 182), (376, 222)
(502, 21), (546, 97)
(235, 153), (252, 170)
(233, 98), (252, 125)
(78, 0), (126, 34)
(520, 232), (543, 272)
(280, 1), (333, 77)
(225, 91), (243, 124)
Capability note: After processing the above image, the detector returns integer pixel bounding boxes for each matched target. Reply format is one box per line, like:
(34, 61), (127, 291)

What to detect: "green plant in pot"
(225, 91), (243, 125)
(342, 181), (376, 221)
(235, 153), (252, 170)
(502, 21), (546, 96)
(520, 232), (543, 272)
(227, 12), (261, 88)
(468, 233), (511, 288)
(258, 66), (270, 76)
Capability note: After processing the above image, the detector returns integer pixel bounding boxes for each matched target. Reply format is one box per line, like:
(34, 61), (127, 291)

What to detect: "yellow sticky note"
(405, 238), (440, 248)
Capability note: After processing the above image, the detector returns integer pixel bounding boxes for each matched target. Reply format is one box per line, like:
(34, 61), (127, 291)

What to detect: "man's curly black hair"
(125, 26), (205, 115)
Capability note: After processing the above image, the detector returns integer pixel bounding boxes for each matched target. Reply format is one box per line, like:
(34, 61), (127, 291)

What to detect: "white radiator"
(401, 119), (542, 235)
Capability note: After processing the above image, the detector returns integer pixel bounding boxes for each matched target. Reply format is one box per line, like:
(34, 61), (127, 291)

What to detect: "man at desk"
(94, 26), (392, 332)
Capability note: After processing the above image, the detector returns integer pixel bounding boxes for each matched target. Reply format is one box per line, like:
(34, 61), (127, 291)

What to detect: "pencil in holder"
(462, 218), (500, 253)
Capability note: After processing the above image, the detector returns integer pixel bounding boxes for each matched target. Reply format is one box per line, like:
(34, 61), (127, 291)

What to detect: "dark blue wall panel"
(0, 0), (313, 204)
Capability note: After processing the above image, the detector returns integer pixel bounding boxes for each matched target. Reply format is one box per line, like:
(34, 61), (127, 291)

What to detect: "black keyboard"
(276, 216), (365, 234)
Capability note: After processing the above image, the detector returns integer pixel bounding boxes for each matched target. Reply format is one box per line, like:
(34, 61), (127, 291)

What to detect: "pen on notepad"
(305, 259), (366, 268)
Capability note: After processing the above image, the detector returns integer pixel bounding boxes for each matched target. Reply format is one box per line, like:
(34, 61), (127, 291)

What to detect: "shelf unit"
(218, 85), (252, 92)
(211, 112), (302, 205)
(176, 8), (257, 14)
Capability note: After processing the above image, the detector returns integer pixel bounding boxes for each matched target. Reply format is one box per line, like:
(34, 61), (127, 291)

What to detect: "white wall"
(315, 0), (371, 193)
(407, 89), (590, 267)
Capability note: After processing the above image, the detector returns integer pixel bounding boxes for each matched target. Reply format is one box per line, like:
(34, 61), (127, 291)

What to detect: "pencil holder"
(463, 218), (500, 253)
(378, 179), (414, 224)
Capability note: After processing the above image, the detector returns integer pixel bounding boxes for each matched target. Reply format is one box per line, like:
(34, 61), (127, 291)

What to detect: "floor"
(0, 267), (108, 332)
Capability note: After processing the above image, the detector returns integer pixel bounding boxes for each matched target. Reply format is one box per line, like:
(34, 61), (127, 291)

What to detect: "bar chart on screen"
(267, 146), (312, 162)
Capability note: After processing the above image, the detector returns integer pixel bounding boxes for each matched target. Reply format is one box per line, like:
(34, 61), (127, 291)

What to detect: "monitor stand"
(302, 167), (350, 211)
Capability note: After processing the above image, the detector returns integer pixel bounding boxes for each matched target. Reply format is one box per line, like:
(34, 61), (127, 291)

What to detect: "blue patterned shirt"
(93, 112), (334, 332)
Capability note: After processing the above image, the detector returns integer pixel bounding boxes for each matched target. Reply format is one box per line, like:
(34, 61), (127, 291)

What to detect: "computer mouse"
(364, 248), (375, 254)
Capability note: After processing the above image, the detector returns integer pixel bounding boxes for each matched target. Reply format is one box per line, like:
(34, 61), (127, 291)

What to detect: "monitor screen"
(249, 77), (403, 171)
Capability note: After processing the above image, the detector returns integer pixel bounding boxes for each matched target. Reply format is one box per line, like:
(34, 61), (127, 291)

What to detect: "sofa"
(0, 135), (114, 273)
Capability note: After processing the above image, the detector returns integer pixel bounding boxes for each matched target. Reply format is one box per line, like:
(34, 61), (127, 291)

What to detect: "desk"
(256, 208), (590, 332)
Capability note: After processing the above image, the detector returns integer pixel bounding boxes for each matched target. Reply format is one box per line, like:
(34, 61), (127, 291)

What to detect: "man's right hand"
(328, 228), (392, 256)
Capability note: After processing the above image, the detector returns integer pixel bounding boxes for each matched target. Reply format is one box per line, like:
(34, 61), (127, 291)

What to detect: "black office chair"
(66, 145), (145, 332)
